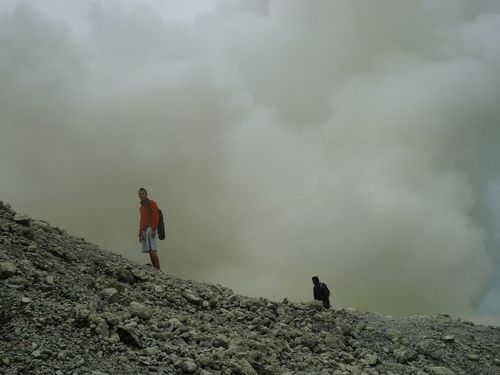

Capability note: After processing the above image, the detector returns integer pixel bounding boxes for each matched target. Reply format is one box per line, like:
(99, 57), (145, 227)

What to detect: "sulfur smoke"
(1, 0), (499, 322)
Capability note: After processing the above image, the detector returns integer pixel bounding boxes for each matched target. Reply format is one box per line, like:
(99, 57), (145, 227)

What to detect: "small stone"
(393, 348), (417, 364)
(182, 360), (197, 373)
(100, 287), (119, 302)
(95, 319), (110, 337)
(13, 214), (31, 226)
(131, 268), (149, 281)
(154, 285), (164, 293)
(339, 323), (355, 336)
(129, 301), (152, 320)
(27, 244), (38, 252)
(324, 333), (346, 351)
(302, 333), (320, 349)
(116, 268), (135, 284)
(385, 328), (402, 340)
(212, 334), (229, 349)
(45, 275), (55, 285)
(229, 358), (258, 374)
(32, 350), (41, 358)
(144, 347), (159, 356)
(117, 325), (142, 348)
(182, 289), (202, 305)
(198, 355), (214, 367)
(57, 351), (67, 360)
(21, 296), (31, 304)
(442, 335), (455, 343)
(363, 353), (378, 366)
(428, 366), (455, 375)
(0, 262), (16, 279)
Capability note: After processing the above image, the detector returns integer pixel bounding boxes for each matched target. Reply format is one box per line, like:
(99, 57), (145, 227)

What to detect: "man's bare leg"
(149, 251), (160, 270)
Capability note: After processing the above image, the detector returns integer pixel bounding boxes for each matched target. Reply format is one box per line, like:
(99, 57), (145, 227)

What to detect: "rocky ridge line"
(0, 201), (499, 374)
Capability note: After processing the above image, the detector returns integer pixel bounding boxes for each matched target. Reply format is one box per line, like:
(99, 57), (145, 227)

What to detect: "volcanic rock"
(0, 201), (499, 374)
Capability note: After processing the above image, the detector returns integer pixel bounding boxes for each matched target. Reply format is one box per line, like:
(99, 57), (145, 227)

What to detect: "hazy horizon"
(1, 0), (499, 325)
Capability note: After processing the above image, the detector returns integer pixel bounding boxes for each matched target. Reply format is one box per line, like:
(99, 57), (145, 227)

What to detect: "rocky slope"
(0, 201), (499, 375)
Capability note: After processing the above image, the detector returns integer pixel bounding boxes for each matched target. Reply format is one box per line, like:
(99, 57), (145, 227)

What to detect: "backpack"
(148, 200), (166, 240)
(321, 283), (330, 298)
(157, 208), (165, 240)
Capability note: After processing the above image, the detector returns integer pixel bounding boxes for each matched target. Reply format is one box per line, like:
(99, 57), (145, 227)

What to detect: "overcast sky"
(1, 0), (499, 324)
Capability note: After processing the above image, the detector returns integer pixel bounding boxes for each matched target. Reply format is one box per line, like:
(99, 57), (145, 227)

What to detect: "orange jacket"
(139, 199), (159, 231)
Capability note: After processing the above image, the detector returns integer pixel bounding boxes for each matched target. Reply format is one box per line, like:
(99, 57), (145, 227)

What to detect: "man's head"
(312, 276), (320, 285)
(138, 188), (148, 202)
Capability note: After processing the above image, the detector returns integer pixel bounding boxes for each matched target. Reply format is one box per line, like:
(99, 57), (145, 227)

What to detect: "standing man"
(312, 276), (331, 309)
(138, 188), (160, 270)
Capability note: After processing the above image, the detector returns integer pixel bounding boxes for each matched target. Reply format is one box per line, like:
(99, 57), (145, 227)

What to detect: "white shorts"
(141, 227), (158, 253)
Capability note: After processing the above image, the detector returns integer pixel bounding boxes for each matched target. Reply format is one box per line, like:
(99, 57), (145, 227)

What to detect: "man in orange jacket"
(138, 188), (161, 270)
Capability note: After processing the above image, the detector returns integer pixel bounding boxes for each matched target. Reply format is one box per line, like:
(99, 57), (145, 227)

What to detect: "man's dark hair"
(138, 188), (148, 194)
(312, 276), (319, 283)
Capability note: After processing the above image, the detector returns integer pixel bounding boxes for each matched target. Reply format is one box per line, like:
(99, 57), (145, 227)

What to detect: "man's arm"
(313, 287), (320, 301)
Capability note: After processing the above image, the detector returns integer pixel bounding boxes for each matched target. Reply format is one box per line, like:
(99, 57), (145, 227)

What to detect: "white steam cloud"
(1, 0), (500, 321)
